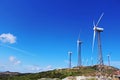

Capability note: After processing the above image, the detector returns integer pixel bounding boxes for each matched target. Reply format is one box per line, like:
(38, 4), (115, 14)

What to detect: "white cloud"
(25, 65), (53, 73)
(31, 66), (41, 71)
(46, 65), (52, 70)
(0, 62), (54, 73)
(9, 56), (21, 65)
(25, 65), (41, 73)
(0, 33), (16, 44)
(9, 56), (15, 62)
(14, 60), (21, 65)
(1, 56), (54, 73)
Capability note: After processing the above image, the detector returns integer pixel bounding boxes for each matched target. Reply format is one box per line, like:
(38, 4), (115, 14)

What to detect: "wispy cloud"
(9, 56), (21, 65)
(0, 60), (54, 73)
(0, 33), (16, 44)
(0, 56), (22, 72)
(0, 44), (36, 57)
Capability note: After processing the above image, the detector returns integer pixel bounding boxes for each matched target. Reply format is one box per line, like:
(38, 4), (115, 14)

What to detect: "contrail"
(0, 44), (36, 57)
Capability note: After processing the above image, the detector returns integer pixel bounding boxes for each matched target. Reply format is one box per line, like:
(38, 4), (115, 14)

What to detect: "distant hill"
(0, 65), (119, 80)
(0, 71), (20, 76)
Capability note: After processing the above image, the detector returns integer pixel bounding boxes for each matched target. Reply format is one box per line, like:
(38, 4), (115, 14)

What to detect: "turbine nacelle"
(77, 40), (82, 44)
(68, 51), (72, 54)
(93, 27), (104, 32)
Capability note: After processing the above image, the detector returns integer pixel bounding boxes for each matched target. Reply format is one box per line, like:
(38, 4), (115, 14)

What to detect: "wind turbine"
(68, 51), (72, 68)
(77, 34), (82, 67)
(107, 54), (110, 66)
(92, 13), (104, 66)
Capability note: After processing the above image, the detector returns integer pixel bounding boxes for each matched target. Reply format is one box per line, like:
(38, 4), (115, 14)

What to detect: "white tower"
(77, 37), (82, 67)
(107, 54), (110, 66)
(68, 51), (72, 68)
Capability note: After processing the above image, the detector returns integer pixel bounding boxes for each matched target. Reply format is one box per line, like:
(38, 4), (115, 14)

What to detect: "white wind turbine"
(107, 54), (110, 66)
(92, 13), (104, 66)
(68, 51), (72, 68)
(77, 34), (82, 67)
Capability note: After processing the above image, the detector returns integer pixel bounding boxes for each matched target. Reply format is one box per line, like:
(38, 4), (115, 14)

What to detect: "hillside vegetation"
(0, 65), (119, 80)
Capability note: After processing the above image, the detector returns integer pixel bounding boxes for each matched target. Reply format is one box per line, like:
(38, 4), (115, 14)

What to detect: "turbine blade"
(78, 32), (80, 40)
(96, 12), (104, 26)
(93, 20), (95, 27)
(92, 21), (96, 53)
(92, 30), (96, 53)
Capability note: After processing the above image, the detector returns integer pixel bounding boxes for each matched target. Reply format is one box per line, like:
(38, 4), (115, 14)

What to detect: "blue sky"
(0, 0), (120, 73)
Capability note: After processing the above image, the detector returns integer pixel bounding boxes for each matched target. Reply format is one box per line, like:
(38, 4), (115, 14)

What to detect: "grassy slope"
(0, 65), (119, 80)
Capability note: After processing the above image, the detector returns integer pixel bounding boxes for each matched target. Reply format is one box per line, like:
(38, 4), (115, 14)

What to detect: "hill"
(0, 65), (119, 80)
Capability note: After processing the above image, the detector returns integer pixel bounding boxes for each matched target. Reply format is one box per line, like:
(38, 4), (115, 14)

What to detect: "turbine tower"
(92, 13), (104, 66)
(68, 51), (72, 68)
(107, 54), (110, 66)
(77, 35), (82, 67)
